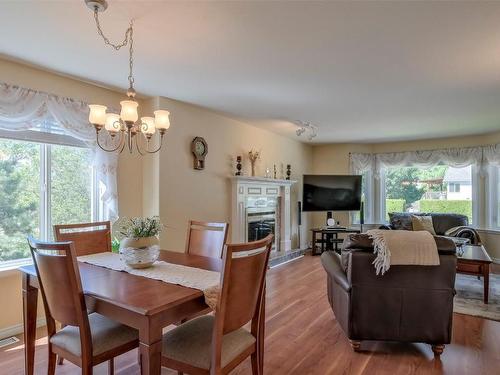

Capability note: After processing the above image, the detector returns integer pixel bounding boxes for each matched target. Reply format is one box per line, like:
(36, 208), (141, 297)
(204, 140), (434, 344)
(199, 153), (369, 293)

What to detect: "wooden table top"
(457, 245), (492, 263)
(19, 250), (222, 316)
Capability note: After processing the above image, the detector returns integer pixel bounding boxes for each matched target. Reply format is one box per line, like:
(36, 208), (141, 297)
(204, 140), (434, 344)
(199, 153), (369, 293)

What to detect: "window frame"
(0, 129), (99, 267)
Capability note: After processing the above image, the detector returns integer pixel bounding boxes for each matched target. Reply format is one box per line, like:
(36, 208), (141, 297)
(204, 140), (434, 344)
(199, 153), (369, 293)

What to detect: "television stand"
(310, 227), (361, 255)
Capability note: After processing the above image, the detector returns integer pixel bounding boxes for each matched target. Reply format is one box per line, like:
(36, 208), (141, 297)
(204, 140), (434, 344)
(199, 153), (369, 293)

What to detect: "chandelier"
(85, 0), (170, 154)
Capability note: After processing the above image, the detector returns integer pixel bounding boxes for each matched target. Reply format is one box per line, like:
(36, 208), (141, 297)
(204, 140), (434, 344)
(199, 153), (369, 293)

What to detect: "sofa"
(380, 212), (481, 245)
(321, 233), (457, 355)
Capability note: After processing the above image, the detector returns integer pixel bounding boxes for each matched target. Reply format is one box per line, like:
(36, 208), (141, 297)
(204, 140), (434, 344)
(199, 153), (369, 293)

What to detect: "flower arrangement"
(248, 150), (261, 176)
(119, 216), (164, 239)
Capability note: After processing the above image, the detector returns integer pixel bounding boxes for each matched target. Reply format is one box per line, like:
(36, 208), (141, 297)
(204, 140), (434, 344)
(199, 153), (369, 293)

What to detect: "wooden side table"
(456, 245), (492, 304)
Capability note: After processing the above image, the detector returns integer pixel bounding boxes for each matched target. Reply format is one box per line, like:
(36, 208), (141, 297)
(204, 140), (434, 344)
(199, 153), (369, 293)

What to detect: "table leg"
(483, 264), (490, 304)
(139, 324), (162, 375)
(22, 274), (38, 375)
(312, 232), (317, 255)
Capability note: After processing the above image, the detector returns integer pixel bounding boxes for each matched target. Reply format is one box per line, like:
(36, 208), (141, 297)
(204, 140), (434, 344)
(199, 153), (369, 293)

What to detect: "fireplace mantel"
(230, 176), (296, 253)
(230, 176), (297, 186)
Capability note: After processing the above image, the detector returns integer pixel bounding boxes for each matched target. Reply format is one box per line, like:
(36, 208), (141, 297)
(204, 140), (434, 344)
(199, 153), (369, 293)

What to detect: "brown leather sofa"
(380, 212), (481, 245)
(321, 233), (457, 355)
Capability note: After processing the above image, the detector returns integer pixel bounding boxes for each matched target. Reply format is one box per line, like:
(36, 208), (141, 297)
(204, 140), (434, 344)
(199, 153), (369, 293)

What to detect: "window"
(0, 134), (97, 264)
(383, 165), (474, 224)
(448, 183), (461, 193)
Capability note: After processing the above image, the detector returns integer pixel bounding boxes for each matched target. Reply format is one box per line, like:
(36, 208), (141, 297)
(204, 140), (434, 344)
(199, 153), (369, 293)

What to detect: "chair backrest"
(185, 220), (229, 258)
(215, 234), (273, 335)
(27, 237), (90, 329)
(54, 221), (111, 256)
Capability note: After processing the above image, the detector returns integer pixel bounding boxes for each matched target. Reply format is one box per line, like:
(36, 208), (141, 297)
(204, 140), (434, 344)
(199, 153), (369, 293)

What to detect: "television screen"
(302, 175), (362, 212)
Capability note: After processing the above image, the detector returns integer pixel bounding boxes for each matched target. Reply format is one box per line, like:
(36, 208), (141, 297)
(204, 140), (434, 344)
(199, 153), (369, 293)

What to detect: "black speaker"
(360, 202), (364, 225)
(298, 201), (302, 226)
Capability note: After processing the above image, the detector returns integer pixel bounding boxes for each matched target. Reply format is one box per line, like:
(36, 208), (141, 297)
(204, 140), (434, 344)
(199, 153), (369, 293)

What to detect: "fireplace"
(230, 176), (295, 254)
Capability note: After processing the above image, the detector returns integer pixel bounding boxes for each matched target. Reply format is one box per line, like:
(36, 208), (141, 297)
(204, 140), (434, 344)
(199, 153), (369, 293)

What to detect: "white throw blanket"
(366, 230), (440, 275)
(78, 252), (220, 309)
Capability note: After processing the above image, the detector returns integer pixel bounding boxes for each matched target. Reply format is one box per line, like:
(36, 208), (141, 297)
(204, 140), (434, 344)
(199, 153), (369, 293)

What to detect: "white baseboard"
(0, 317), (46, 340)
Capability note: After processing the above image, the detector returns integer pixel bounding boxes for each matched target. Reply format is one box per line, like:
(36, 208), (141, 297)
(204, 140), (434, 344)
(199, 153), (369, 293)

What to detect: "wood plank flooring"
(0, 254), (498, 374)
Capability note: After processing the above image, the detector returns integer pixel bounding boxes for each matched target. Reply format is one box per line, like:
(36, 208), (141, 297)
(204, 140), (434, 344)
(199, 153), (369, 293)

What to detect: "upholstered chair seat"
(162, 315), (255, 370)
(50, 313), (138, 357)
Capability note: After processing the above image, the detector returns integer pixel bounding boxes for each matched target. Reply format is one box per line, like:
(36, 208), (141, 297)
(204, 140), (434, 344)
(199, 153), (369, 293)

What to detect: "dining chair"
(54, 221), (112, 256)
(27, 236), (139, 375)
(161, 234), (274, 375)
(185, 220), (229, 258)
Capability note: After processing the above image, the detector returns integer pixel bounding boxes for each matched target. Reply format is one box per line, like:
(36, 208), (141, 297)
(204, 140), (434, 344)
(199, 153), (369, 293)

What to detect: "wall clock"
(191, 137), (208, 170)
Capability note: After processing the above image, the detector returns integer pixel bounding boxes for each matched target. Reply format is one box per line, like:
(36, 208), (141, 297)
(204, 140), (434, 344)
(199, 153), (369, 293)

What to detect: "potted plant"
(118, 216), (164, 269)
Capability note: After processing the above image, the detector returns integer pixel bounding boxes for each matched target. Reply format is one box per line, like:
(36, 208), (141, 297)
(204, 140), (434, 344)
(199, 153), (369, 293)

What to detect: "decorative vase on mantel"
(118, 216), (163, 269)
(248, 150), (260, 177)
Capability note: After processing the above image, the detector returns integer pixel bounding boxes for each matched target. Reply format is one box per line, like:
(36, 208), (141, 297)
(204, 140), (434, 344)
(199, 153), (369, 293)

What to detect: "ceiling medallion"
(85, 0), (170, 154)
(295, 120), (318, 141)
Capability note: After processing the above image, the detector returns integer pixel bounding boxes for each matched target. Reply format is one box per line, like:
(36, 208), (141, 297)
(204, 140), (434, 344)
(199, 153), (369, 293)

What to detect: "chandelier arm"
(144, 134), (164, 154)
(135, 135), (146, 156)
(95, 129), (125, 152)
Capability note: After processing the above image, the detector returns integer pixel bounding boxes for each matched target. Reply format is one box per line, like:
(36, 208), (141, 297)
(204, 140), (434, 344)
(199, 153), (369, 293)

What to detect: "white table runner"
(78, 252), (220, 309)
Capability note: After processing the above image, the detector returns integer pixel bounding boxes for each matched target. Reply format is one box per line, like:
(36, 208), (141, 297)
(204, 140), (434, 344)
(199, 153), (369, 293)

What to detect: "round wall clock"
(191, 137), (208, 170)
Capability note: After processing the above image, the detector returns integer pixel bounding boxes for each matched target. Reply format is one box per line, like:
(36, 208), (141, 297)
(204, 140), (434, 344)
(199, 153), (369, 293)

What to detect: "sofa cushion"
(388, 212), (468, 235)
(411, 215), (436, 235)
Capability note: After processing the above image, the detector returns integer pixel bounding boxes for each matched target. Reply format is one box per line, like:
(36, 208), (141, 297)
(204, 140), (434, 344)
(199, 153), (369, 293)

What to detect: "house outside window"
(382, 165), (473, 223)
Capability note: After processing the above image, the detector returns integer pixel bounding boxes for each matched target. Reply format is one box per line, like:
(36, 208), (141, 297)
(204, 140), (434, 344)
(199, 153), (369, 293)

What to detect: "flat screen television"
(302, 174), (362, 212)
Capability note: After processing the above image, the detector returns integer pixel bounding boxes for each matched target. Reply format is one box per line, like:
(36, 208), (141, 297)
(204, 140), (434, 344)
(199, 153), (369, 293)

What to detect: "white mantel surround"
(230, 176), (296, 253)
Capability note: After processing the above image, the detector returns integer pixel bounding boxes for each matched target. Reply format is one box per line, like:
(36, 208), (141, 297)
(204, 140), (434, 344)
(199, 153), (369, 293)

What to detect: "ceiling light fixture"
(294, 121), (318, 141)
(85, 0), (170, 154)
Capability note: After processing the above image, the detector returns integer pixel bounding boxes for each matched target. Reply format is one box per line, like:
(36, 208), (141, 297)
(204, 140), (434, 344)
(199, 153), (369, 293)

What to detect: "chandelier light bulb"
(141, 117), (156, 135)
(120, 100), (139, 123)
(154, 110), (170, 130)
(105, 113), (121, 133)
(89, 104), (107, 126)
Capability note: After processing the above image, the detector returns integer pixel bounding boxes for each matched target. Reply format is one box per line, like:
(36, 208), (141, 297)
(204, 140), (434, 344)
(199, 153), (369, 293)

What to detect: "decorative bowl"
(119, 236), (160, 269)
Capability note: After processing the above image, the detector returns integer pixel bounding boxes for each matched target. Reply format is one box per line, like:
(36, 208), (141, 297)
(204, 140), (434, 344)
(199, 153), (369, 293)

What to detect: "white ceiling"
(1, 0), (500, 143)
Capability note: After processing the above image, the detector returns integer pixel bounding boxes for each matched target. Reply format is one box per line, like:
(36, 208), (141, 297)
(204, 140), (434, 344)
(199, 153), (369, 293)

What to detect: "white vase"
(119, 236), (160, 269)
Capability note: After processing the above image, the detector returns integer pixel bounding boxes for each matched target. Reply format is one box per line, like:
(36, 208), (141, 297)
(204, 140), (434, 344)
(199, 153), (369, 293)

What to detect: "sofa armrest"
(321, 251), (351, 292)
(444, 226), (482, 245)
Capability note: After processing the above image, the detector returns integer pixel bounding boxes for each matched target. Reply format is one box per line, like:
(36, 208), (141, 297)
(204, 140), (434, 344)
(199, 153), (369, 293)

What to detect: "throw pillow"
(388, 212), (413, 231)
(411, 215), (436, 235)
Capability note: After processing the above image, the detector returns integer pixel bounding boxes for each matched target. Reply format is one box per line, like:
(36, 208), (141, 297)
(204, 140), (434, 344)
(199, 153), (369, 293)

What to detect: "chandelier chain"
(93, 7), (135, 89)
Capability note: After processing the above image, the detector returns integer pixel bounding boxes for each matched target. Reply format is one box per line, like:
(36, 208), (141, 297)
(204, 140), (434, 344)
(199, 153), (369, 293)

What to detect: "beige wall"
(311, 134), (500, 261)
(0, 58), (144, 333)
(149, 97), (313, 251)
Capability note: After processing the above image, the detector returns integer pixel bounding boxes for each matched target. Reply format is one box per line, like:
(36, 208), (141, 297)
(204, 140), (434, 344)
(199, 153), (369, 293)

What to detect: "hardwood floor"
(1, 254), (499, 374)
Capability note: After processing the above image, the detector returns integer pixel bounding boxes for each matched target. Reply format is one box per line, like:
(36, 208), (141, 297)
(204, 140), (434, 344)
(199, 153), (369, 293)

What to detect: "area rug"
(453, 273), (500, 321)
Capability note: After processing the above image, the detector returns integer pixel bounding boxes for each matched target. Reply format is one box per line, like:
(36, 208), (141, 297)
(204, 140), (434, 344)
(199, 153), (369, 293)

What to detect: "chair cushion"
(162, 315), (255, 370)
(50, 313), (138, 357)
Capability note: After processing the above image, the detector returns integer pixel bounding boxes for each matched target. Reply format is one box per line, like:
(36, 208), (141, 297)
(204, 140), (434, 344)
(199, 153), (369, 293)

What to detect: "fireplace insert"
(246, 208), (276, 242)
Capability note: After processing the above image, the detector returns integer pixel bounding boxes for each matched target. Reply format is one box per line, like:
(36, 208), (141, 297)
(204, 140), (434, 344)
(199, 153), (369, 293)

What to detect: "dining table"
(20, 250), (266, 375)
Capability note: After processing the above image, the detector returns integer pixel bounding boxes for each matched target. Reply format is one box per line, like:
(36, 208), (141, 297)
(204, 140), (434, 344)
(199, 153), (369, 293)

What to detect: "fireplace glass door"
(246, 208), (276, 242)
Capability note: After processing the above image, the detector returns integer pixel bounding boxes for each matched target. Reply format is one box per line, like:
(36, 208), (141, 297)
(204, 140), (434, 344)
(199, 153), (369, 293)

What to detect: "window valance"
(0, 82), (118, 221)
(350, 144), (498, 178)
